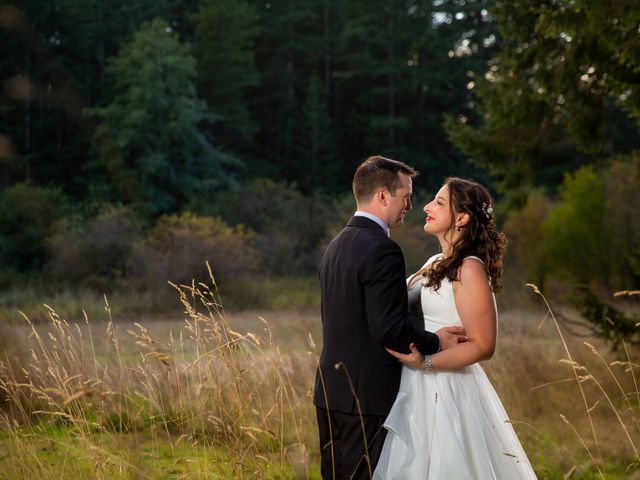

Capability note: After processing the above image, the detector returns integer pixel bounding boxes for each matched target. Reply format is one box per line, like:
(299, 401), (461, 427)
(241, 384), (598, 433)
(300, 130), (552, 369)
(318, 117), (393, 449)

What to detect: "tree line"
(1, 0), (496, 201)
(1, 1), (640, 323)
(0, 0), (495, 285)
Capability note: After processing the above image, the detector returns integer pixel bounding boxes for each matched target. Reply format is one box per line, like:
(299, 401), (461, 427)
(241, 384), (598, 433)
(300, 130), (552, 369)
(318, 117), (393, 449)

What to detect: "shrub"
(205, 179), (339, 274)
(127, 213), (260, 292)
(48, 204), (144, 288)
(540, 156), (640, 291)
(0, 183), (67, 273)
(502, 189), (553, 288)
(602, 154), (640, 287)
(540, 166), (607, 286)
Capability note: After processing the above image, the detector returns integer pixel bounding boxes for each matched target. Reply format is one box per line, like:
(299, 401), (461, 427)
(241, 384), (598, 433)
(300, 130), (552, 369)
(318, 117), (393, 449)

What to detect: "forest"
(2, 1), (640, 312)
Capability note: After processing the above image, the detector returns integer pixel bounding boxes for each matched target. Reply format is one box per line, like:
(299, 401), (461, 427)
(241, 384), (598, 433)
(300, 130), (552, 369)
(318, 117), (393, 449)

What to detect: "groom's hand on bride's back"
(436, 326), (467, 351)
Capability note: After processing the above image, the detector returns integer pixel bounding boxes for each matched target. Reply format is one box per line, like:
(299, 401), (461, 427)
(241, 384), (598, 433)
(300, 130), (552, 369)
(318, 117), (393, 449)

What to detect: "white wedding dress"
(373, 255), (537, 479)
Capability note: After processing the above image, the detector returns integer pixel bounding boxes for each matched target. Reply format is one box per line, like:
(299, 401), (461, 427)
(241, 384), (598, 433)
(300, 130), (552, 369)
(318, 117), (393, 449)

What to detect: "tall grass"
(0, 277), (638, 478)
(485, 287), (640, 479)
(0, 266), (318, 478)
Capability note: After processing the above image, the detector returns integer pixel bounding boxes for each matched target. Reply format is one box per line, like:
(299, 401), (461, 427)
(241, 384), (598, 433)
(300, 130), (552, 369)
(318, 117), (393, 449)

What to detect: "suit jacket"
(313, 216), (440, 417)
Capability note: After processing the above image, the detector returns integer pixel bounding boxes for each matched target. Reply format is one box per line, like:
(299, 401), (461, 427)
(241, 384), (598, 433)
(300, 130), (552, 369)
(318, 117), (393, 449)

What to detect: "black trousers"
(316, 407), (387, 480)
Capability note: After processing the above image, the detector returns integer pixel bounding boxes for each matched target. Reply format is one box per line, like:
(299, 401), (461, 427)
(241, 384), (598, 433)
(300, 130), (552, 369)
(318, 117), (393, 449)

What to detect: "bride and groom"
(313, 156), (536, 479)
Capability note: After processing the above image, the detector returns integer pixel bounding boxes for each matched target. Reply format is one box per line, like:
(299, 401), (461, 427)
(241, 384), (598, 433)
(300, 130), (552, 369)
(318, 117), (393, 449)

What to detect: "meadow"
(0, 275), (638, 479)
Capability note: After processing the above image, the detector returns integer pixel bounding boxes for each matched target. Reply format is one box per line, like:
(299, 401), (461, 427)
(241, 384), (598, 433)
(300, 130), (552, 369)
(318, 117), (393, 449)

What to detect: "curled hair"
(352, 155), (417, 203)
(425, 177), (506, 292)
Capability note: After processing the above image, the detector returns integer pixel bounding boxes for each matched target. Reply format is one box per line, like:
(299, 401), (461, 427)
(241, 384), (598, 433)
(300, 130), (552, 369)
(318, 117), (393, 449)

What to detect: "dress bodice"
(421, 276), (463, 332)
(409, 254), (487, 333)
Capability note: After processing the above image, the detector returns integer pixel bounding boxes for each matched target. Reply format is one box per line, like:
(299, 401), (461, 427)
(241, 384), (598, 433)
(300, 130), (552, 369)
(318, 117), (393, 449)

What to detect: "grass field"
(0, 280), (638, 479)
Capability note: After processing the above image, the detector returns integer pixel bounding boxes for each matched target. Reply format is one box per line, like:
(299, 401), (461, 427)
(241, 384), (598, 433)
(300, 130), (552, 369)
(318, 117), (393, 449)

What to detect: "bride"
(373, 177), (537, 479)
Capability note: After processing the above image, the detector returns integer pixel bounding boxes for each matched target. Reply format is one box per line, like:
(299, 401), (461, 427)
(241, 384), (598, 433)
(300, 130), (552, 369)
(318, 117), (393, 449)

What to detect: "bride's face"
(423, 185), (453, 235)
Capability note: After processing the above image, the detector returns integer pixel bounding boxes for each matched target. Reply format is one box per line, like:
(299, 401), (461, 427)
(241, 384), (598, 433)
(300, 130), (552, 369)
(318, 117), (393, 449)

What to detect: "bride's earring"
(455, 225), (461, 231)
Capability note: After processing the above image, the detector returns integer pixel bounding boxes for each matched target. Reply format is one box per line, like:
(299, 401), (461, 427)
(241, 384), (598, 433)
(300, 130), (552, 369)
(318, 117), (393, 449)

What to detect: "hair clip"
(482, 202), (493, 220)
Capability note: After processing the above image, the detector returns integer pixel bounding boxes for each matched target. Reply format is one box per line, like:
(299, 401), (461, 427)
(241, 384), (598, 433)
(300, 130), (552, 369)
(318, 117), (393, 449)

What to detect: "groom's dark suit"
(313, 215), (440, 478)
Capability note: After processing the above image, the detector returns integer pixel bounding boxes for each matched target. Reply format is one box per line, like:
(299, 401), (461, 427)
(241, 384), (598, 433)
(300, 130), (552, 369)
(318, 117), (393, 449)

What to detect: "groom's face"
(385, 173), (413, 228)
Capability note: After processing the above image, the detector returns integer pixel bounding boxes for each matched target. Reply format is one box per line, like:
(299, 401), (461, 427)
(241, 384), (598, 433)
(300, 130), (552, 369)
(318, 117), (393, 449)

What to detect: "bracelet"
(423, 355), (433, 371)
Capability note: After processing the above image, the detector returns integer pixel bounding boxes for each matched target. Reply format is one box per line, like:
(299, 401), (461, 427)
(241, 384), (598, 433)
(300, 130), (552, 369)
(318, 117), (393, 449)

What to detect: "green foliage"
(295, 73), (340, 192)
(540, 156), (640, 291)
(3, 1), (499, 197)
(540, 166), (607, 285)
(89, 18), (241, 216)
(335, 0), (497, 188)
(252, 0), (496, 190)
(602, 155), (640, 285)
(0, 183), (67, 272)
(57, 0), (171, 90)
(0, 0), (171, 194)
(16, 0), (640, 298)
(445, 0), (640, 201)
(443, 71), (562, 206)
(573, 287), (640, 350)
(502, 189), (552, 287)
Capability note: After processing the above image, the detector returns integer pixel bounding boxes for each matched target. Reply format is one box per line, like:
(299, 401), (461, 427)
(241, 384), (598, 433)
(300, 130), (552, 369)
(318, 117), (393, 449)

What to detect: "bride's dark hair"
(424, 177), (506, 292)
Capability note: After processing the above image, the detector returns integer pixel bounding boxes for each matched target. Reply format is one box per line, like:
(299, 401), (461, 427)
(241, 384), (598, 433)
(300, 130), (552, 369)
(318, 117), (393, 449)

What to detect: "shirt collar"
(354, 211), (390, 237)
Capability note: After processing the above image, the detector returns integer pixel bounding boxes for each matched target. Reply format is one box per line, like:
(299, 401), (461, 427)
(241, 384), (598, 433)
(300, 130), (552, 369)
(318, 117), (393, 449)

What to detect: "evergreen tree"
(251, 0), (497, 191)
(253, 0), (332, 180)
(333, 0), (497, 190)
(0, 0), (171, 195)
(0, 1), (79, 189)
(296, 73), (339, 191)
(58, 0), (170, 103)
(89, 19), (241, 216)
(445, 0), (640, 203)
(191, 0), (260, 143)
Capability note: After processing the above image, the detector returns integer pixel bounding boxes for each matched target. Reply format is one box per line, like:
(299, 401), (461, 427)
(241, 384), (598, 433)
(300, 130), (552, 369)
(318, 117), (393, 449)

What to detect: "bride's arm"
(430, 258), (496, 369)
(386, 258), (495, 369)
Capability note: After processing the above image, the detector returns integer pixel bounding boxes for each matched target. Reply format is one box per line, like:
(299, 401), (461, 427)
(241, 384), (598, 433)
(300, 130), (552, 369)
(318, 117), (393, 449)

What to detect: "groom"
(313, 155), (465, 479)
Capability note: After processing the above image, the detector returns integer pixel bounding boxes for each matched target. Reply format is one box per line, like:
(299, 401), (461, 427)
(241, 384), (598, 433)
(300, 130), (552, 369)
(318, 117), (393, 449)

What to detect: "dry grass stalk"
(526, 283), (640, 478)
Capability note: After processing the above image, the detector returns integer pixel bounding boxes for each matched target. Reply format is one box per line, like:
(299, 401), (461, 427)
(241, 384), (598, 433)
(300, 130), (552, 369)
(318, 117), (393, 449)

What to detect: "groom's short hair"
(352, 155), (417, 203)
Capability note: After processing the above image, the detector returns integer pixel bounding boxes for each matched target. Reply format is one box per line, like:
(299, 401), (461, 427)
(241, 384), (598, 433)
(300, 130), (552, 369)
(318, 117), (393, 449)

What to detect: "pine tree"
(191, 0), (260, 143)
(89, 19), (241, 216)
(296, 73), (339, 191)
(0, 0), (171, 194)
(333, 0), (497, 189)
(445, 0), (640, 203)
(253, 0), (340, 182)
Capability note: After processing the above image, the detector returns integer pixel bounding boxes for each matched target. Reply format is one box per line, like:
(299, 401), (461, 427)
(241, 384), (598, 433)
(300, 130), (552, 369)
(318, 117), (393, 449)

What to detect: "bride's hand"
(435, 326), (468, 351)
(385, 343), (425, 369)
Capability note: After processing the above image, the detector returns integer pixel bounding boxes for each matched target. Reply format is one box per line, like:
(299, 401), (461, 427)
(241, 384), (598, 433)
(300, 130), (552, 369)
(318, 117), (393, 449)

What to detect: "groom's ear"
(376, 187), (388, 205)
